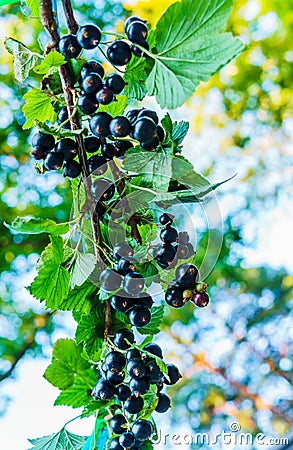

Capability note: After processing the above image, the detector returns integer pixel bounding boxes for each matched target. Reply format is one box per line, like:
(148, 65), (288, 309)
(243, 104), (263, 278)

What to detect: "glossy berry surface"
(92, 379), (116, 400)
(131, 41), (149, 57)
(109, 116), (132, 138)
(101, 143), (116, 160)
(119, 432), (135, 449)
(87, 155), (107, 175)
(124, 395), (144, 414)
(192, 291), (209, 307)
(105, 73), (125, 94)
(44, 152), (64, 171)
(126, 348), (141, 360)
(155, 244), (176, 268)
(63, 160), (81, 178)
(127, 358), (146, 378)
(160, 226), (178, 244)
(90, 112), (112, 138)
(57, 107), (70, 129)
(117, 257), (136, 276)
(55, 138), (78, 161)
(124, 272), (144, 296)
(30, 147), (48, 160)
(110, 293), (133, 313)
(175, 263), (199, 288)
(114, 328), (135, 350)
(76, 24), (101, 49)
(124, 16), (146, 34)
(109, 414), (127, 435)
(126, 21), (148, 44)
(78, 94), (99, 115)
(82, 73), (103, 95)
(59, 34), (81, 58)
(129, 306), (151, 327)
(113, 242), (134, 261)
(92, 177), (115, 201)
(143, 343), (163, 359)
(80, 60), (105, 79)
(164, 363), (182, 385)
(146, 360), (163, 383)
(132, 420), (153, 441)
(113, 140), (133, 157)
(129, 376), (150, 395)
(107, 40), (132, 66)
(100, 268), (122, 292)
(175, 244), (189, 260)
(126, 108), (142, 123)
(165, 285), (185, 308)
(115, 384), (131, 402)
(137, 109), (159, 125)
(32, 132), (55, 150)
(133, 117), (157, 143)
(109, 437), (124, 450)
(84, 136), (101, 153)
(104, 351), (126, 373)
(141, 136), (159, 150)
(156, 125), (165, 142)
(135, 293), (154, 308)
(159, 213), (174, 226)
(96, 88), (114, 105)
(155, 393), (171, 413)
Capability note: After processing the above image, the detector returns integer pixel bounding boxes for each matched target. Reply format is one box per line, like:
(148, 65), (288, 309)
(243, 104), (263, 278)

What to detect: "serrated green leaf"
(138, 305), (164, 335)
(54, 369), (97, 408)
(5, 216), (69, 235)
(22, 88), (56, 129)
(25, 0), (40, 16)
(172, 120), (189, 145)
(75, 307), (105, 358)
(81, 400), (113, 419)
(161, 113), (173, 135)
(28, 428), (87, 450)
(29, 236), (70, 309)
(70, 253), (97, 289)
(34, 51), (65, 74)
(44, 339), (90, 390)
(124, 57), (148, 101)
(145, 0), (245, 108)
(4, 37), (40, 82)
(58, 281), (97, 313)
(98, 95), (128, 116)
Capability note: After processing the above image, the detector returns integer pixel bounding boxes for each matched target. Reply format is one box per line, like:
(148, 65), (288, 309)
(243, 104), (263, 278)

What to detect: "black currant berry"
(137, 109), (159, 125)
(178, 231), (190, 244)
(132, 420), (153, 441)
(130, 376), (150, 395)
(146, 360), (163, 383)
(192, 291), (209, 307)
(155, 244), (176, 268)
(159, 213), (174, 226)
(32, 132), (55, 150)
(115, 384), (131, 402)
(133, 117), (157, 143)
(91, 177), (115, 201)
(78, 94), (99, 115)
(110, 414), (127, 435)
(124, 16), (146, 34)
(127, 358), (146, 378)
(135, 292), (154, 308)
(175, 244), (190, 260)
(82, 73), (103, 95)
(95, 202), (107, 217)
(143, 343), (163, 359)
(92, 379), (116, 400)
(155, 393), (171, 413)
(113, 242), (134, 261)
(126, 348), (141, 360)
(30, 147), (48, 160)
(126, 108), (142, 123)
(63, 160), (81, 178)
(84, 136), (101, 153)
(160, 226), (178, 244)
(124, 272), (144, 296)
(96, 88), (114, 105)
(164, 363), (182, 385)
(109, 437), (124, 450)
(110, 292), (134, 313)
(114, 328), (135, 350)
(126, 21), (148, 44)
(87, 155), (107, 175)
(175, 263), (199, 288)
(107, 40), (132, 66)
(109, 116), (132, 138)
(104, 351), (126, 373)
(113, 140), (133, 157)
(81, 60), (105, 79)
(76, 24), (101, 49)
(105, 74), (125, 94)
(55, 138), (78, 161)
(119, 432), (135, 449)
(156, 125), (165, 142)
(131, 41), (149, 57)
(117, 257), (136, 276)
(106, 370), (125, 385)
(141, 137), (159, 150)
(165, 285), (185, 308)
(100, 143), (115, 160)
(44, 152), (64, 170)
(124, 395), (144, 414)
(90, 112), (112, 138)
(57, 107), (70, 129)
(100, 268), (122, 292)
(59, 34), (81, 58)
(129, 306), (151, 327)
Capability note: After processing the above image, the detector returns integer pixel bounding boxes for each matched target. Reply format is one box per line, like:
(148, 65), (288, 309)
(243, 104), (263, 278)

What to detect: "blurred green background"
(0, 0), (292, 447)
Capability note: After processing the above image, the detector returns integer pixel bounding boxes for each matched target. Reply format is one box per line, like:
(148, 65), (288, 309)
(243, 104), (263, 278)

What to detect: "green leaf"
(138, 305), (164, 335)
(58, 281), (97, 314)
(161, 113), (173, 135)
(0, 0), (19, 5)
(5, 216), (69, 235)
(81, 400), (113, 419)
(44, 339), (90, 390)
(98, 95), (128, 116)
(145, 0), (245, 108)
(172, 120), (189, 145)
(29, 236), (70, 309)
(25, 0), (40, 16)
(34, 51), (65, 74)
(75, 307), (105, 359)
(124, 56), (148, 101)
(4, 37), (40, 82)
(70, 253), (97, 289)
(22, 88), (56, 130)
(138, 335), (153, 349)
(28, 429), (87, 450)
(54, 369), (97, 408)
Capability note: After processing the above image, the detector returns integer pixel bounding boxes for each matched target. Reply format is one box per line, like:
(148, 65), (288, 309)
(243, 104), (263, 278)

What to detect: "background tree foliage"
(0, 0), (292, 442)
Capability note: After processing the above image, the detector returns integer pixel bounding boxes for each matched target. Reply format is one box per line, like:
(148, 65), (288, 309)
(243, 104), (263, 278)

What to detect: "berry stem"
(61, 0), (78, 34)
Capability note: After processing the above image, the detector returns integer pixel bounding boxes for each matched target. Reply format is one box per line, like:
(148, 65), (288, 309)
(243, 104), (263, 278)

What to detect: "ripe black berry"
(78, 94), (99, 115)
(165, 285), (185, 308)
(63, 160), (81, 178)
(124, 16), (146, 34)
(113, 242), (134, 261)
(131, 41), (149, 57)
(92, 379), (116, 400)
(44, 152), (64, 170)
(124, 272), (144, 296)
(143, 343), (163, 359)
(76, 24), (101, 49)
(126, 348), (141, 360)
(159, 212), (174, 226)
(164, 363), (182, 385)
(109, 437), (124, 450)
(110, 414), (127, 435)
(117, 257), (136, 276)
(129, 306), (151, 327)
(90, 112), (112, 138)
(30, 147), (47, 160)
(175, 263), (199, 288)
(104, 351), (126, 372)
(87, 154), (107, 175)
(192, 290), (209, 307)
(175, 244), (190, 259)
(55, 138), (78, 161)
(155, 393), (171, 413)
(178, 231), (189, 244)
(114, 140), (133, 157)
(107, 40), (132, 66)
(160, 226), (178, 244)
(96, 88), (114, 105)
(155, 244), (176, 268)
(59, 34), (81, 59)
(115, 384), (131, 401)
(100, 268), (122, 292)
(119, 432), (135, 449)
(126, 21), (148, 44)
(105, 74), (125, 94)
(132, 420), (153, 441)
(133, 117), (157, 143)
(137, 109), (159, 125)
(124, 395), (144, 414)
(82, 73), (103, 95)
(57, 107), (70, 129)
(84, 136), (101, 153)
(126, 108), (142, 123)
(110, 293), (134, 313)
(114, 328), (135, 350)
(91, 177), (115, 201)
(106, 370), (125, 385)
(109, 116), (132, 138)
(127, 358), (146, 378)
(135, 293), (154, 308)
(156, 125), (165, 142)
(80, 60), (105, 79)
(141, 137), (159, 150)
(146, 360), (163, 383)
(32, 132), (55, 150)
(130, 376), (150, 395)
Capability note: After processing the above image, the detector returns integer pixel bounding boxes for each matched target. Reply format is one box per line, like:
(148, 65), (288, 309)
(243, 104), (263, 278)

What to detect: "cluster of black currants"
(92, 338), (181, 449)
(100, 242), (153, 328)
(59, 23), (102, 59)
(155, 213), (195, 269)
